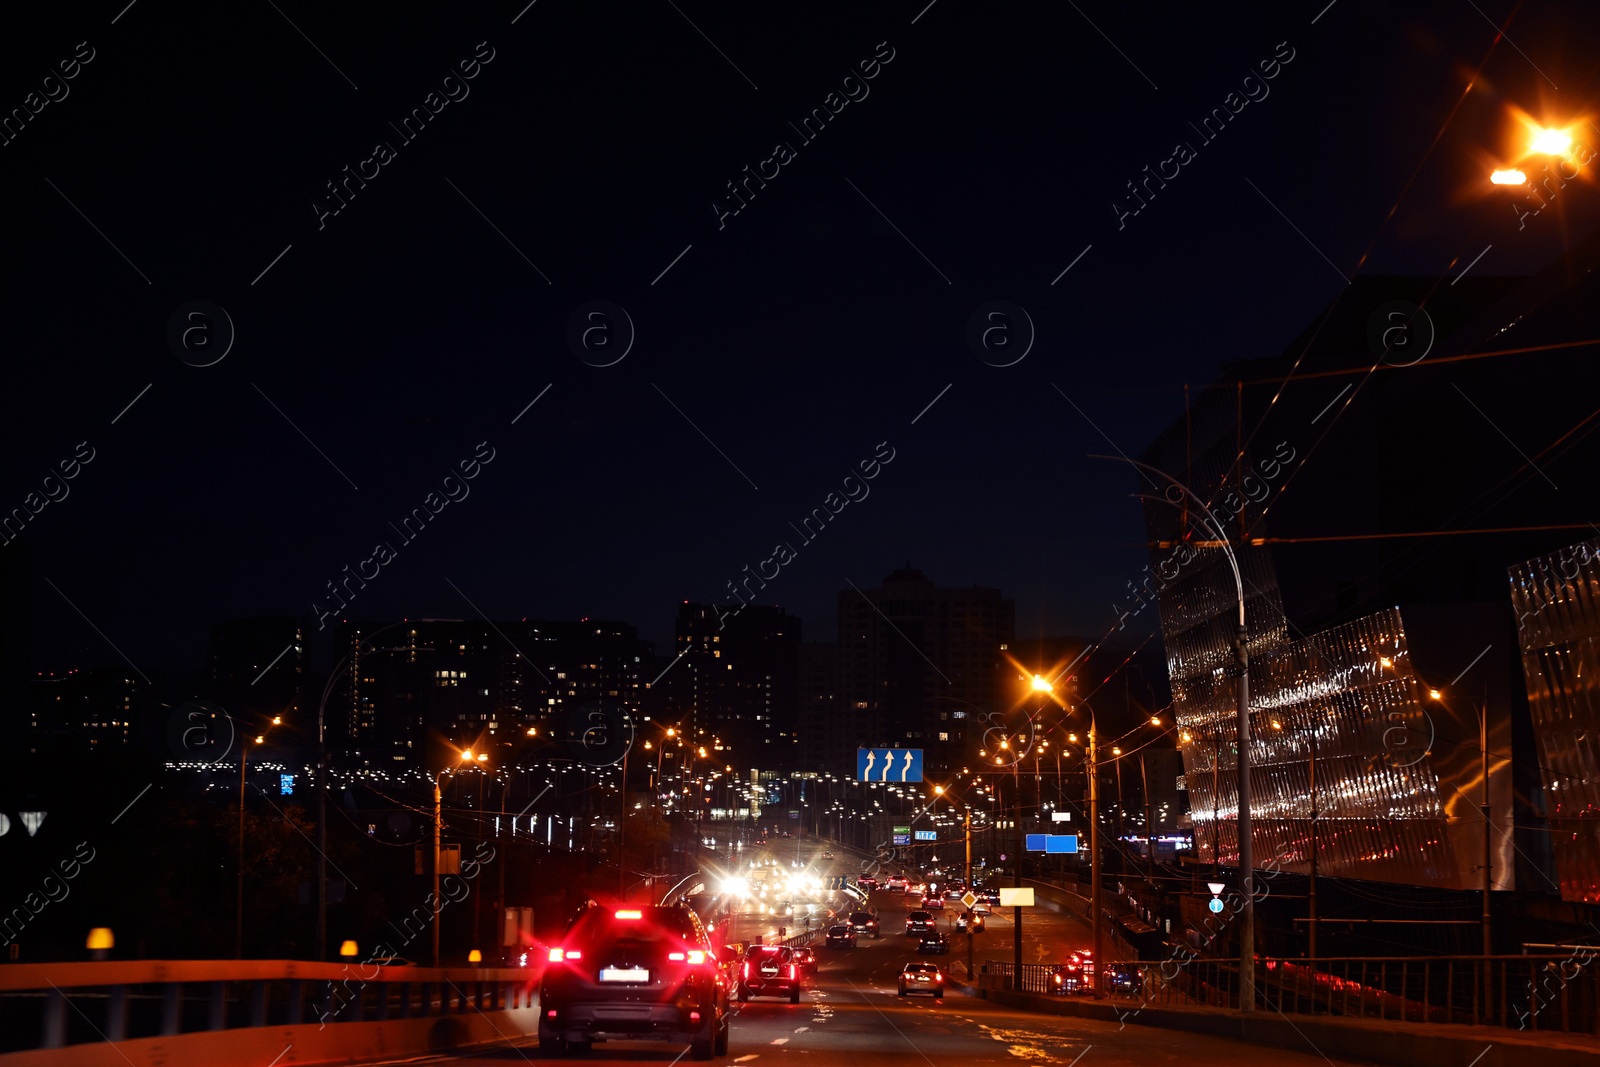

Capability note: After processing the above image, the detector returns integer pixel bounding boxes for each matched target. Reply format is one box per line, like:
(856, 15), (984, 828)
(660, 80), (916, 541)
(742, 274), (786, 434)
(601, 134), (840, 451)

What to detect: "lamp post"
(236, 715), (283, 959)
(1094, 455), (1253, 1011)
(435, 748), (486, 967)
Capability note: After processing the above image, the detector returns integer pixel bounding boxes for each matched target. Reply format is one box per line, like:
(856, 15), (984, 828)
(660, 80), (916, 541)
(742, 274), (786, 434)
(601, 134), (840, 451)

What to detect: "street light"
(435, 748), (487, 967)
(1094, 453), (1255, 1012)
(237, 714), (284, 959)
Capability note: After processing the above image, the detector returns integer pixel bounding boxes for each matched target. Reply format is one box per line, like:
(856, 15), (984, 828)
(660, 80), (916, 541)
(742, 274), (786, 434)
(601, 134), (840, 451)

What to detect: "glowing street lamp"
(1530, 126), (1573, 156)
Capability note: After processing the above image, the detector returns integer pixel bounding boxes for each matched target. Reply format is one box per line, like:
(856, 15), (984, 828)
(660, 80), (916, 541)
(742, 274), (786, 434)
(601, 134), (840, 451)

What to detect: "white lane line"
(794, 1026), (809, 1032)
(770, 1037), (789, 1045)
(735, 1056), (761, 1063)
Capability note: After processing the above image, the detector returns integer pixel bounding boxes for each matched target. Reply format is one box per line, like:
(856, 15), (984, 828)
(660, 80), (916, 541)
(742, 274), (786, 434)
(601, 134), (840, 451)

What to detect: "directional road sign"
(1044, 835), (1079, 854)
(856, 747), (924, 782)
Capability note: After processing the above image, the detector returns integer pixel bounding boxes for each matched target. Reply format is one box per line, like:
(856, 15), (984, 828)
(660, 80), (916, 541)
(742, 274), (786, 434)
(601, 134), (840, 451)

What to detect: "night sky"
(4, 0), (1599, 676)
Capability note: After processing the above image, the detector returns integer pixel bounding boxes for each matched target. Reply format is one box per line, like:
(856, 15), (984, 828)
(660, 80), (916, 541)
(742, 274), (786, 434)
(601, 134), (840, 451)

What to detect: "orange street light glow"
(1031, 674), (1053, 692)
(1490, 169), (1528, 185)
(1531, 127), (1572, 155)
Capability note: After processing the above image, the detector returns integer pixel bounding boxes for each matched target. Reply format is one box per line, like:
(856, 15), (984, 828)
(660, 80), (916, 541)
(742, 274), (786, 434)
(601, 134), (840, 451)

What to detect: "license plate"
(599, 967), (649, 982)
(916, 976), (929, 982)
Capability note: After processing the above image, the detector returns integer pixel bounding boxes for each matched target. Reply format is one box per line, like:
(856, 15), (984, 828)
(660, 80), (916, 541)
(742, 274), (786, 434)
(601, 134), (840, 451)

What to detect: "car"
(971, 900), (992, 915)
(539, 902), (730, 1059)
(1103, 964), (1142, 994)
(953, 911), (985, 933)
(943, 889), (964, 902)
(905, 910), (936, 936)
(920, 893), (944, 910)
(917, 932), (951, 955)
(978, 889), (1001, 906)
(739, 944), (804, 1003)
(857, 876), (879, 890)
(821, 851), (835, 859)
(1049, 959), (1087, 995)
(886, 875), (909, 892)
(824, 924), (857, 949)
(897, 962), (945, 997)
(793, 946), (819, 975)
(848, 910), (881, 938)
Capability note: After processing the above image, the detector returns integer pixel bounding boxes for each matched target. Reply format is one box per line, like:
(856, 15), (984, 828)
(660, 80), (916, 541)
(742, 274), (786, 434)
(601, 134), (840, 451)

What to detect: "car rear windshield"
(909, 911), (931, 919)
(849, 912), (875, 922)
(564, 906), (704, 949)
(905, 963), (938, 973)
(829, 926), (851, 935)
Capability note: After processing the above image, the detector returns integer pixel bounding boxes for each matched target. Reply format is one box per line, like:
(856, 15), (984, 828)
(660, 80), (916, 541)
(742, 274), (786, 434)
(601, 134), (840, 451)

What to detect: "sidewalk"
(967, 977), (1600, 1067)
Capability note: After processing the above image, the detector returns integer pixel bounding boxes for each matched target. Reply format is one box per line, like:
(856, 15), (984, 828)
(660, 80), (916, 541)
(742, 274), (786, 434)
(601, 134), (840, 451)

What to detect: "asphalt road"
(410, 850), (1375, 1067)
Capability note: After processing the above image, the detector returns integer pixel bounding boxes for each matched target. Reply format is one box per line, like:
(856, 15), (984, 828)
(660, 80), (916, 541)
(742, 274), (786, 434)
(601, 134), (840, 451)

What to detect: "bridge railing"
(0, 958), (540, 1060)
(980, 954), (1598, 1034)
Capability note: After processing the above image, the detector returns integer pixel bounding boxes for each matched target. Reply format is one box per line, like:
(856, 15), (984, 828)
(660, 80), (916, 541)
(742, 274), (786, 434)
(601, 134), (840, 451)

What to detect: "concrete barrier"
(0, 958), (540, 1067)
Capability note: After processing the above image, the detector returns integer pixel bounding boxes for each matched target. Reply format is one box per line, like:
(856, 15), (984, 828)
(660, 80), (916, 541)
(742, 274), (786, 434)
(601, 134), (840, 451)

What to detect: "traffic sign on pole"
(856, 748), (924, 782)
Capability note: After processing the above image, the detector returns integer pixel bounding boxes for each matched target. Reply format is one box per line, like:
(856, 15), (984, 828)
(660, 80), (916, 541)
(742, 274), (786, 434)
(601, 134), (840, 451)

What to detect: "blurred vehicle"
(978, 889), (1001, 906)
(738, 945), (803, 1003)
(1102, 964), (1142, 994)
(886, 875), (909, 892)
(1049, 959), (1087, 995)
(858, 876), (879, 890)
(917, 932), (950, 955)
(972, 900), (992, 915)
(905, 910), (936, 936)
(539, 903), (730, 1059)
(920, 893), (944, 910)
(897, 962), (945, 997)
(821, 851), (835, 860)
(793, 946), (819, 975)
(953, 911), (984, 933)
(848, 910), (881, 938)
(824, 924), (857, 949)
(943, 889), (964, 902)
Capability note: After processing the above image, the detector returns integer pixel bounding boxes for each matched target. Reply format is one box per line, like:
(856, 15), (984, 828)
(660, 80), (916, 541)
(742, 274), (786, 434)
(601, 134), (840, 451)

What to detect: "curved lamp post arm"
(1088, 454), (1245, 629)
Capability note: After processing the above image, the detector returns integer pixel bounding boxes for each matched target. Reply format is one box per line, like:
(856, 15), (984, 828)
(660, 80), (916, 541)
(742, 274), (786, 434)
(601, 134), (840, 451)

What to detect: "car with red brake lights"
(920, 893), (944, 910)
(886, 875), (909, 892)
(898, 962), (945, 997)
(538, 903), (730, 1059)
(905, 910), (936, 936)
(824, 924), (857, 948)
(857, 876), (879, 890)
(738, 944), (804, 1003)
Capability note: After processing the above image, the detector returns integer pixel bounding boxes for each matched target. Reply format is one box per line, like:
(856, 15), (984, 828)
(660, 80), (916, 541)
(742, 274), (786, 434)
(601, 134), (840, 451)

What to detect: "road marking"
(735, 1056), (761, 1063)
(770, 1037), (789, 1045)
(793, 1026), (809, 1032)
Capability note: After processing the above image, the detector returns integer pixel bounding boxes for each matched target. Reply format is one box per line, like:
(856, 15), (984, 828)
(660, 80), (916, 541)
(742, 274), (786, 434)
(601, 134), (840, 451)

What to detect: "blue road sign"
(1208, 898), (1225, 914)
(1025, 834), (1048, 851)
(1044, 834), (1079, 854)
(856, 748), (924, 782)
(914, 830), (936, 842)
(829, 876), (849, 890)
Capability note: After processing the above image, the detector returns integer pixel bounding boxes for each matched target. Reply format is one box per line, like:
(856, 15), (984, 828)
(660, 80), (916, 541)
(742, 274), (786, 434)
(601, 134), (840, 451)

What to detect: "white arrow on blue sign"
(856, 748), (924, 782)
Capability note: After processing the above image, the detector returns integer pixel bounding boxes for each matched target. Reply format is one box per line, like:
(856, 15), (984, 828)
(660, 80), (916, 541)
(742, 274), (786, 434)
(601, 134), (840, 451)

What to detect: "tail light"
(669, 952), (687, 961)
(934, 972), (942, 982)
(788, 965), (797, 979)
(742, 962), (750, 978)
(615, 910), (642, 920)
(548, 948), (564, 962)
(687, 950), (707, 965)
(690, 1011), (701, 1022)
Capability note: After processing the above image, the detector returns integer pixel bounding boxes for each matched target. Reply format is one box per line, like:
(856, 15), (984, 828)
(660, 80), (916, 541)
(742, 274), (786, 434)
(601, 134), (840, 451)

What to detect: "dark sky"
(4, 0), (1600, 676)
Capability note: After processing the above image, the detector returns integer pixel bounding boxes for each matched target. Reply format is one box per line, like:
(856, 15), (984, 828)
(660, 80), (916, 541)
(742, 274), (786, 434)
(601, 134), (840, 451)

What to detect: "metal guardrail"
(980, 954), (1599, 1034)
(0, 959), (540, 1056)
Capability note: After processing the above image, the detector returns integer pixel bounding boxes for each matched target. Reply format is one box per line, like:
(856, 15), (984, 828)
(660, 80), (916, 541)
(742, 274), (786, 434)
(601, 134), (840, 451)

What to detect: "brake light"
(547, 1009), (558, 1018)
(566, 950), (582, 960)
(615, 909), (643, 919)
(548, 948), (564, 962)
(934, 972), (942, 981)
(742, 962), (749, 978)
(669, 952), (686, 961)
(690, 1011), (701, 1022)
(687, 950), (707, 965)
(788, 965), (797, 979)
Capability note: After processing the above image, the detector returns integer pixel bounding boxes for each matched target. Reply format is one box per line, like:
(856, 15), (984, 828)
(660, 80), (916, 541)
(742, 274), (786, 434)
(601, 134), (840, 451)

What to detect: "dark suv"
(848, 910), (881, 938)
(738, 944), (803, 1003)
(539, 903), (730, 1059)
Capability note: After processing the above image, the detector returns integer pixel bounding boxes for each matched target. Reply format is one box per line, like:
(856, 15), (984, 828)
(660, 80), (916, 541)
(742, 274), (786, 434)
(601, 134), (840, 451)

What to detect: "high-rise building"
(331, 619), (656, 767)
(29, 668), (141, 752)
(204, 616), (305, 730)
(670, 604), (800, 770)
(836, 567), (1015, 775)
(798, 642), (840, 769)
